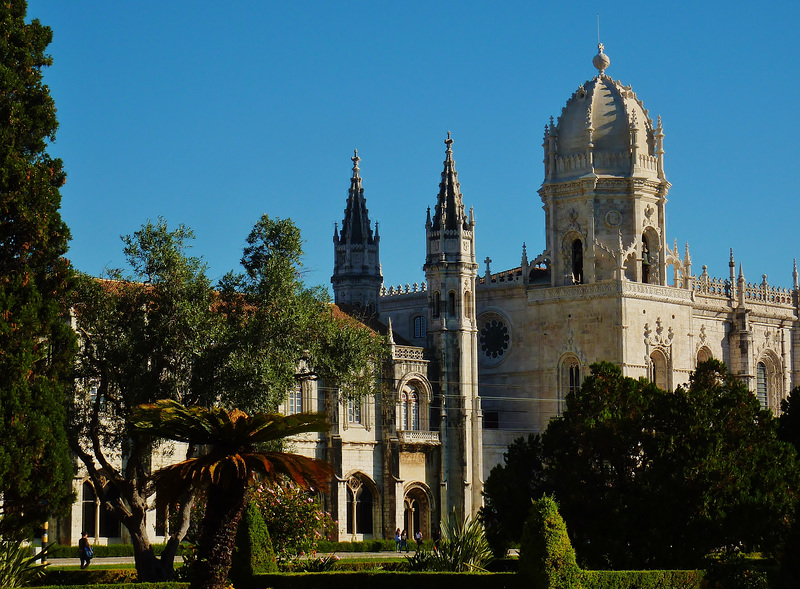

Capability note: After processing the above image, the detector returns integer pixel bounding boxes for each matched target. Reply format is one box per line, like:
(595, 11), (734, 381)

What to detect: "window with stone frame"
(399, 382), (424, 431)
(649, 349), (669, 390)
(348, 398), (362, 424)
(287, 384), (303, 415)
(413, 316), (427, 339)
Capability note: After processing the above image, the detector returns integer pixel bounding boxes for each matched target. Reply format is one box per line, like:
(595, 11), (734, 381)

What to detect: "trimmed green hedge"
(580, 569), (704, 589)
(33, 585), (187, 589)
(39, 568), (138, 586)
(47, 543), (190, 558)
(248, 571), (516, 589)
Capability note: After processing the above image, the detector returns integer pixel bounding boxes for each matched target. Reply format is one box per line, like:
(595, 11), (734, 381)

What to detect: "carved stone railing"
(692, 273), (730, 299)
(397, 430), (440, 445)
(381, 281), (427, 297)
(393, 346), (426, 361)
(743, 278), (793, 306)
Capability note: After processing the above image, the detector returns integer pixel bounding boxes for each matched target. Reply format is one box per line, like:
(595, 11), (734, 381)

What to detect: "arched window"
(399, 382), (426, 431)
(346, 475), (375, 536)
(413, 316), (427, 339)
(571, 239), (583, 284)
(641, 235), (651, 284)
(448, 292), (456, 318)
(697, 347), (712, 366)
(757, 362), (768, 409)
(432, 292), (441, 318)
(649, 349), (669, 390)
(82, 482), (96, 537)
(464, 291), (472, 319)
(559, 356), (581, 415)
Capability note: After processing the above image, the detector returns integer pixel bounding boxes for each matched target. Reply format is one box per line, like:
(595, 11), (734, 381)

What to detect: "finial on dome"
(593, 42), (610, 75)
(351, 149), (360, 176)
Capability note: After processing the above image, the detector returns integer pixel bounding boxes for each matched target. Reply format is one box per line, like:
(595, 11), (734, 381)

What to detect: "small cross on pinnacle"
(484, 256), (492, 276)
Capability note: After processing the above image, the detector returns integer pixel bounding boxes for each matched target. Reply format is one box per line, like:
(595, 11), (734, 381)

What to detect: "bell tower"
(332, 150), (382, 314)
(539, 44), (670, 286)
(423, 133), (482, 520)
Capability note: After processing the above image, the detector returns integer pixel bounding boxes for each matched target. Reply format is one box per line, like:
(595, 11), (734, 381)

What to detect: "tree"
(70, 219), (220, 580)
(518, 496), (580, 589)
(130, 400), (333, 589)
(480, 433), (547, 556)
(544, 360), (799, 569)
(69, 216), (384, 581)
(0, 0), (75, 537)
(778, 386), (800, 453)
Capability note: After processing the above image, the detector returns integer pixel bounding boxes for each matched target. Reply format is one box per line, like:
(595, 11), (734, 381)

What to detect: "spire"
(431, 132), (469, 232)
(793, 259), (798, 291)
(339, 149), (377, 246)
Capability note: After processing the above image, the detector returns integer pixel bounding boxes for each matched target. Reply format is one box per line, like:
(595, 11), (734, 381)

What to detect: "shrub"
(519, 495), (580, 589)
(0, 539), (49, 587)
(230, 501), (278, 585)
(704, 552), (770, 589)
(406, 511), (493, 572)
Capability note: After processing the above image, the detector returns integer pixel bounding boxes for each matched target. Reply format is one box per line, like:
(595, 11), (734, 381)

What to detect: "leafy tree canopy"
(0, 0), (75, 537)
(70, 215), (386, 581)
(484, 360), (799, 569)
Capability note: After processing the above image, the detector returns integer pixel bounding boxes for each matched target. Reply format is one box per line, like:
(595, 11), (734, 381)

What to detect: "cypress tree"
(0, 0), (75, 537)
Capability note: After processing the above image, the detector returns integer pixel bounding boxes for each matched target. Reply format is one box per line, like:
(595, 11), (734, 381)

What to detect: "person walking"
(394, 528), (401, 552)
(401, 529), (408, 552)
(414, 529), (423, 551)
(78, 532), (93, 569)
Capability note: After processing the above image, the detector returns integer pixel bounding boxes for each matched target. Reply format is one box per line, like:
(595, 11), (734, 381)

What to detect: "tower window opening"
(413, 316), (427, 339)
(572, 239), (583, 284)
(642, 235), (651, 284)
(757, 362), (768, 409)
(432, 292), (441, 318)
(448, 292), (456, 317)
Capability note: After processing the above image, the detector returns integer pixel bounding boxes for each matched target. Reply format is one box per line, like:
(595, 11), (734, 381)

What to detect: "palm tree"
(130, 399), (333, 589)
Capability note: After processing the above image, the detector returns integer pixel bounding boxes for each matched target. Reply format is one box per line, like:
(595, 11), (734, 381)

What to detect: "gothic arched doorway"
(403, 484), (431, 540)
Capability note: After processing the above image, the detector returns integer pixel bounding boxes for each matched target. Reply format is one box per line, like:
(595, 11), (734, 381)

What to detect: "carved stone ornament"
(644, 317), (674, 348)
(605, 209), (622, 228)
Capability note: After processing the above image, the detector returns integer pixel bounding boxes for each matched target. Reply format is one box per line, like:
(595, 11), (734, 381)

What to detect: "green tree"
(70, 216), (384, 581)
(130, 400), (333, 589)
(480, 433), (547, 557)
(518, 496), (580, 589)
(70, 219), (220, 580)
(778, 386), (800, 453)
(544, 360), (798, 569)
(0, 0), (75, 537)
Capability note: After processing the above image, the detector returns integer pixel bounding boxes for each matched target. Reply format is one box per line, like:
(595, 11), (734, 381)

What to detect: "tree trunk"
(190, 481), (248, 589)
(129, 506), (176, 582)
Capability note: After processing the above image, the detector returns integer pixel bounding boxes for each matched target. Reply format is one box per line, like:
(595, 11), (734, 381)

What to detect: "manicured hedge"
(47, 543), (190, 558)
(33, 584), (187, 589)
(580, 569), (704, 589)
(40, 568), (138, 586)
(246, 571), (516, 589)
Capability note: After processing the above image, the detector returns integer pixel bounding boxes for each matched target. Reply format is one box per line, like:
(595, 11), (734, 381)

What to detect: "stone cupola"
(538, 44), (670, 286)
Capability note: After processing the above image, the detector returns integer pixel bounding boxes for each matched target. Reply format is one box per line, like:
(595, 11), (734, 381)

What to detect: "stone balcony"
(397, 430), (440, 445)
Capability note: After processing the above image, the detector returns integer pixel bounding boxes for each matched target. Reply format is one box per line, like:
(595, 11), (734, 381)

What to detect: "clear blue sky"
(28, 1), (800, 291)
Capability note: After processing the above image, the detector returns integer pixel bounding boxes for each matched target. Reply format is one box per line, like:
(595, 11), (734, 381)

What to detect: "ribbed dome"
(544, 46), (664, 182)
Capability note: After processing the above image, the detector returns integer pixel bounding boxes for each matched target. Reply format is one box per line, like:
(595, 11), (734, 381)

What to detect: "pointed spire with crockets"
(431, 132), (470, 232)
(338, 149), (377, 246)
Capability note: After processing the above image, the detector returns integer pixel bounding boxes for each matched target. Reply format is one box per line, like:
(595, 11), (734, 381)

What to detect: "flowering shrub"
(251, 481), (336, 563)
